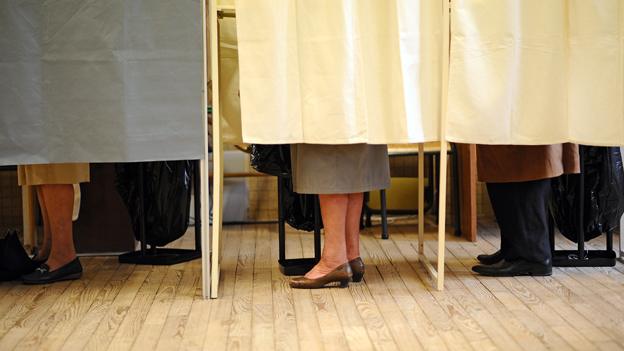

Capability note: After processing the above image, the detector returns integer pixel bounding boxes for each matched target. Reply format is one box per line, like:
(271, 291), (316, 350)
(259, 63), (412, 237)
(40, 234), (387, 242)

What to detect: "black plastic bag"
(281, 178), (322, 232)
(0, 230), (37, 281)
(250, 144), (321, 231)
(551, 147), (624, 242)
(116, 161), (193, 247)
(250, 144), (291, 177)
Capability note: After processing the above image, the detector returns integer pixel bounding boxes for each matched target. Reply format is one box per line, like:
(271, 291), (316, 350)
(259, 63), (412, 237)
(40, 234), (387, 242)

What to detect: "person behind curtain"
(288, 144), (390, 289)
(19, 163), (90, 284)
(472, 144), (579, 276)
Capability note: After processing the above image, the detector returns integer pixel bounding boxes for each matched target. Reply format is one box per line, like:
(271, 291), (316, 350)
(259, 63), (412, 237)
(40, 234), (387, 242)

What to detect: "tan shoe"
(289, 263), (353, 289)
(349, 257), (365, 282)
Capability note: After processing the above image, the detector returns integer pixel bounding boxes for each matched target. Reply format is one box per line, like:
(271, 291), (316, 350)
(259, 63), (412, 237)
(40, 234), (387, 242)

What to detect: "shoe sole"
(23, 272), (82, 285)
(475, 270), (552, 277)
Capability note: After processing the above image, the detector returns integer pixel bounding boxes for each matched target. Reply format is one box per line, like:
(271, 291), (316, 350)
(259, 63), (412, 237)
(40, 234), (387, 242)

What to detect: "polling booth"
(210, 0), (624, 296)
(0, 0), (213, 296)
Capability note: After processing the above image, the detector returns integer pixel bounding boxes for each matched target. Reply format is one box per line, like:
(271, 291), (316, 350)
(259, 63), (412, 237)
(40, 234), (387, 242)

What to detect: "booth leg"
(418, 144), (425, 255)
(436, 142), (448, 291)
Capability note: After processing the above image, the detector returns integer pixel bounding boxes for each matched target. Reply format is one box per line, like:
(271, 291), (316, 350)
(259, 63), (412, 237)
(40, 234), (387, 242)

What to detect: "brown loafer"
(289, 263), (353, 289)
(349, 257), (365, 282)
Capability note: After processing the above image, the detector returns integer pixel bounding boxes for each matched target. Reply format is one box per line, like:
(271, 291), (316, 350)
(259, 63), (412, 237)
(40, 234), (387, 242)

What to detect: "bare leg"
(35, 187), (52, 261)
(39, 184), (76, 271)
(304, 194), (349, 279)
(345, 193), (364, 261)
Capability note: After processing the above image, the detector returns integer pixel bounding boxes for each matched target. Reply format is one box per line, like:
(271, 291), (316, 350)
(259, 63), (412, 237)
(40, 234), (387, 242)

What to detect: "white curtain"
(235, 0), (443, 145)
(447, 0), (624, 146)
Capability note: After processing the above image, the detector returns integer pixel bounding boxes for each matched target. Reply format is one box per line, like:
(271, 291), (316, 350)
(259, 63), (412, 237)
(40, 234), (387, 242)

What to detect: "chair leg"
(380, 189), (389, 240)
(451, 144), (462, 237)
(364, 192), (372, 227)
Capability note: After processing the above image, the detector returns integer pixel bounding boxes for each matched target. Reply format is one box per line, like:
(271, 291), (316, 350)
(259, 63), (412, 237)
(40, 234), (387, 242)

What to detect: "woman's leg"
(39, 184), (77, 271)
(35, 186), (52, 261)
(305, 194), (349, 279)
(345, 193), (364, 261)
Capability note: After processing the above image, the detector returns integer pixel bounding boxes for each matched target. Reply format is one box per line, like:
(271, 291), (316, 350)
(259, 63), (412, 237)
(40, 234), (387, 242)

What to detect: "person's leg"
(34, 186), (52, 261)
(482, 180), (552, 263)
(305, 194), (349, 279)
(345, 192), (364, 261)
(486, 183), (512, 259)
(505, 179), (552, 263)
(39, 184), (77, 271)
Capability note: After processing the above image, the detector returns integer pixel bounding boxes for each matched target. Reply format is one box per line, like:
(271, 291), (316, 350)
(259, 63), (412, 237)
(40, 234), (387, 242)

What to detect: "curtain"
(235, 0), (443, 145)
(0, 0), (204, 166)
(447, 0), (624, 146)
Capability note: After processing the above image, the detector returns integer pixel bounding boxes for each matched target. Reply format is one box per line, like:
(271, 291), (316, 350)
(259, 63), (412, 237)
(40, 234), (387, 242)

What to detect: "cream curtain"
(235, 0), (443, 145)
(447, 0), (624, 146)
(219, 18), (244, 145)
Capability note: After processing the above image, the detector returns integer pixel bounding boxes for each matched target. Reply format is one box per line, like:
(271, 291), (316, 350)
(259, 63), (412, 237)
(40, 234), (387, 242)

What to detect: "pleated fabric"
(235, 0), (443, 145)
(447, 0), (624, 146)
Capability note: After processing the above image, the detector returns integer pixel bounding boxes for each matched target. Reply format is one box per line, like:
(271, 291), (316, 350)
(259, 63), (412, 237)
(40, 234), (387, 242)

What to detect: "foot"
(46, 255), (78, 272)
(476, 250), (505, 265)
(290, 264), (352, 289)
(472, 259), (552, 277)
(22, 257), (83, 285)
(304, 259), (347, 280)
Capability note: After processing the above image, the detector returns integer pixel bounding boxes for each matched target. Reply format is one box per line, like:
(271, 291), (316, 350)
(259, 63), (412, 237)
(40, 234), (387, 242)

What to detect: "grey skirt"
(290, 144), (390, 194)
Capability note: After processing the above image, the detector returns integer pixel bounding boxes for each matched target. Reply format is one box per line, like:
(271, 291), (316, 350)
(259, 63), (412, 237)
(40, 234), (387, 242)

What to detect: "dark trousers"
(487, 179), (552, 263)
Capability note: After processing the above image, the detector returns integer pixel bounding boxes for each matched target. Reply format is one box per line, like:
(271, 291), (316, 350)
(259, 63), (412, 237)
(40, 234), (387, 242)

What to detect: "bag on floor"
(0, 230), (37, 281)
(550, 147), (624, 242)
(116, 161), (193, 247)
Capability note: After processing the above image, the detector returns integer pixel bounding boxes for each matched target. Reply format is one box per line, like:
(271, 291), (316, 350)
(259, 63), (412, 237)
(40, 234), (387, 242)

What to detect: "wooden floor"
(1, 219), (623, 351)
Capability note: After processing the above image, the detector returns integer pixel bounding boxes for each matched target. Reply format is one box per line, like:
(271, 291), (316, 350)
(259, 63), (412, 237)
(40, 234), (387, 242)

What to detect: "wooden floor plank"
(15, 258), (118, 351)
(251, 226), (277, 351)
(298, 229), (350, 351)
(5, 221), (624, 351)
(81, 264), (153, 351)
(0, 257), (102, 350)
(360, 231), (471, 351)
(129, 262), (185, 351)
(177, 260), (212, 351)
(154, 261), (198, 351)
(60, 263), (136, 351)
(226, 225), (257, 351)
(203, 226), (244, 351)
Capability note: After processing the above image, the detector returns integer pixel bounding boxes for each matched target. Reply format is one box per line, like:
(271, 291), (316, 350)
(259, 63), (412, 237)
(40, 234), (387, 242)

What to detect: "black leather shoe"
(476, 250), (505, 265)
(472, 259), (552, 277)
(22, 258), (83, 285)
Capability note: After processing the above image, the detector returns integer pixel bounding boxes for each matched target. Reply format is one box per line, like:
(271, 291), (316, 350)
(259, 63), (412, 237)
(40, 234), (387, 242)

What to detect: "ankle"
(46, 254), (76, 271)
(347, 253), (360, 262)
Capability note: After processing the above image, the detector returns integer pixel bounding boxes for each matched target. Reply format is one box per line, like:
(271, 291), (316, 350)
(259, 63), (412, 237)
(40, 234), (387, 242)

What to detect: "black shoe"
(472, 259), (552, 277)
(476, 250), (505, 265)
(22, 258), (83, 285)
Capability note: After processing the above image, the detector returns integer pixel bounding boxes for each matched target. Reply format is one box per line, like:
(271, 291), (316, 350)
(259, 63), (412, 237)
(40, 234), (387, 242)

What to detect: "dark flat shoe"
(290, 263), (352, 289)
(22, 258), (83, 285)
(476, 250), (504, 265)
(349, 257), (365, 282)
(472, 259), (552, 277)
